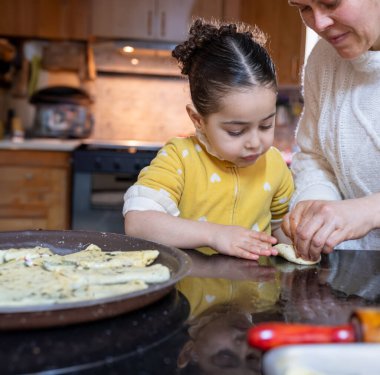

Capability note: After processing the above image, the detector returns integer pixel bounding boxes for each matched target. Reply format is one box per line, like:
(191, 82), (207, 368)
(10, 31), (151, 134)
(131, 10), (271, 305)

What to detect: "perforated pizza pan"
(0, 230), (191, 330)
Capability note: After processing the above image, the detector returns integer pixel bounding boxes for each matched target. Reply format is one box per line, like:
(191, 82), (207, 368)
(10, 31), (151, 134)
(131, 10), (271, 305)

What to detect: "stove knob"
(94, 158), (102, 170)
(113, 160), (121, 170)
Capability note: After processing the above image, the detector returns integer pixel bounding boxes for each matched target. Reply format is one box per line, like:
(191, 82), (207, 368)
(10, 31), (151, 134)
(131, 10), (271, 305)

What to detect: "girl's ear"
(186, 104), (206, 132)
(177, 340), (197, 368)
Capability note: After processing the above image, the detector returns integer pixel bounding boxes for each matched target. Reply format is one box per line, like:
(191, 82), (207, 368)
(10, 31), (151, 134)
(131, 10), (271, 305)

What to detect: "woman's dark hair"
(172, 18), (277, 117)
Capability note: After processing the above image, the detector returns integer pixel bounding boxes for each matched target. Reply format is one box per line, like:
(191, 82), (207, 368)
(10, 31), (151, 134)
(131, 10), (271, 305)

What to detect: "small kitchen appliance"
(30, 86), (94, 138)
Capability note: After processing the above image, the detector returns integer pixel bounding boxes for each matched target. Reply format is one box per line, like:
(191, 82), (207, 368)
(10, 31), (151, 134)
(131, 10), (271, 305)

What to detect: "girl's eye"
(228, 132), (243, 137)
(227, 130), (244, 137)
(259, 124), (273, 131)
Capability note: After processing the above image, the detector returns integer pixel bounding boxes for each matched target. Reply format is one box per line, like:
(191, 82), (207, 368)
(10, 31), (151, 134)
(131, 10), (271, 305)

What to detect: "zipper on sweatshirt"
(230, 166), (240, 224)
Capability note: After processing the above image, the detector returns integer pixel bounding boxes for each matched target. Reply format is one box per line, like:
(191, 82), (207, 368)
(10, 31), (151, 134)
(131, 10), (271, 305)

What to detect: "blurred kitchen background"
(0, 0), (318, 233)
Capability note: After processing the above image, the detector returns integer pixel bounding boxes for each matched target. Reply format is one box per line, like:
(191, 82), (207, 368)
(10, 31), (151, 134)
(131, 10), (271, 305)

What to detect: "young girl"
(123, 19), (294, 260)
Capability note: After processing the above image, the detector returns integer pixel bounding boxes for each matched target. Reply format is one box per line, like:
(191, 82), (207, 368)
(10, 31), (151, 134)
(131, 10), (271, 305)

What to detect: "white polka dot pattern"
(210, 173), (221, 183)
(263, 182), (271, 191)
(252, 223), (260, 232)
(205, 294), (216, 303)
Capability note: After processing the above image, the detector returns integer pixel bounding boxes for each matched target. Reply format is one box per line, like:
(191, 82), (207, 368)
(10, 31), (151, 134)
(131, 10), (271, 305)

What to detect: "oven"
(71, 141), (161, 234)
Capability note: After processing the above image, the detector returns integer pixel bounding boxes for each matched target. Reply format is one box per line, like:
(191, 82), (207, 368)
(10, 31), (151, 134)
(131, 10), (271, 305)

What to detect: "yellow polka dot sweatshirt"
(123, 136), (294, 254)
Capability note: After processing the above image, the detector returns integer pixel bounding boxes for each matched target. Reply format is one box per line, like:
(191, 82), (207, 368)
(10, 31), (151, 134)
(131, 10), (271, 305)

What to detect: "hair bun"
(172, 19), (267, 75)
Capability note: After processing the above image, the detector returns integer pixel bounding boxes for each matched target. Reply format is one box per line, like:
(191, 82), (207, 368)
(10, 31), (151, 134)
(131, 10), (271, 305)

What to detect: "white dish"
(263, 343), (380, 375)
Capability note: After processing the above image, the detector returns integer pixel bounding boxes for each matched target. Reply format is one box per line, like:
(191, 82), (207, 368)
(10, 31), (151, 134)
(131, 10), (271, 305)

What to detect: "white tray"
(263, 344), (380, 375)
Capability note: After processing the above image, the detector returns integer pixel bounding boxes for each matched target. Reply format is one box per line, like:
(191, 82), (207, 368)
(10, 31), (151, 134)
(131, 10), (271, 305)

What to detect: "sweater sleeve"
(290, 40), (342, 209)
(270, 148), (295, 221)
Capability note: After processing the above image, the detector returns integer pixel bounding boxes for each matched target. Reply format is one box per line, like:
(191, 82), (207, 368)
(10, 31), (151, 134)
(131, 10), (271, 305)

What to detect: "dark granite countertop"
(1, 250), (379, 374)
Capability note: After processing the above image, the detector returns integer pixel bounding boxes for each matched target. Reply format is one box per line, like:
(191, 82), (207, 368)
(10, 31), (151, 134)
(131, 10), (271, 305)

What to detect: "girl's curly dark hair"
(172, 18), (277, 117)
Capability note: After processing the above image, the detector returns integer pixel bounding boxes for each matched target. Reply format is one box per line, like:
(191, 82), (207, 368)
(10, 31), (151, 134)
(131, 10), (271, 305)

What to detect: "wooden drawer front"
(0, 218), (48, 232)
(0, 166), (70, 230)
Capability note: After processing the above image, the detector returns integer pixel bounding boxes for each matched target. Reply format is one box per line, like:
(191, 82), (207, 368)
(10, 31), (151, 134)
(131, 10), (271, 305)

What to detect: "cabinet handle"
(160, 11), (166, 37)
(25, 172), (33, 180)
(147, 10), (153, 36)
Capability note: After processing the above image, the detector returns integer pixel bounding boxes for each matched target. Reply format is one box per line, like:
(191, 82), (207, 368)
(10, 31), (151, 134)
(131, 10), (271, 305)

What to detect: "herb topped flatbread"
(0, 244), (170, 307)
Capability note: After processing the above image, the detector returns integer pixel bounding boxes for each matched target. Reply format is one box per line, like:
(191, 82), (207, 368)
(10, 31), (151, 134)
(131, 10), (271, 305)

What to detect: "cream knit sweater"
(291, 39), (380, 250)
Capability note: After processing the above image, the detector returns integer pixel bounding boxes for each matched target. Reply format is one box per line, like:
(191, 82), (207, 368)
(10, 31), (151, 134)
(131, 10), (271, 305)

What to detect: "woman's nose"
(313, 9), (334, 32)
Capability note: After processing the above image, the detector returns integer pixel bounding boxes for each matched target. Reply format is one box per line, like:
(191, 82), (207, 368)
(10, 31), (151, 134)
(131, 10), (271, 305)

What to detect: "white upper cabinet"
(91, 0), (225, 42)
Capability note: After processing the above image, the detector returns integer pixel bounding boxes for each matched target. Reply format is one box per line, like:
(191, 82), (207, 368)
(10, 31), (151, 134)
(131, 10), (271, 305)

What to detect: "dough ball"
(274, 243), (321, 265)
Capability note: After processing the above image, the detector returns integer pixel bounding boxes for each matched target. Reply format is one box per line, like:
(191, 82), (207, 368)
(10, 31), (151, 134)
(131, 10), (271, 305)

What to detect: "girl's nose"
(245, 135), (260, 150)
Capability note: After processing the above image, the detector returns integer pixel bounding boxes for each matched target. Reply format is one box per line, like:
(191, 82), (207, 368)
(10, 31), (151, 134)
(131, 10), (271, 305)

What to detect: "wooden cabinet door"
(0, 0), (90, 40)
(190, 0), (224, 21)
(0, 0), (37, 37)
(240, 0), (305, 86)
(35, 0), (91, 40)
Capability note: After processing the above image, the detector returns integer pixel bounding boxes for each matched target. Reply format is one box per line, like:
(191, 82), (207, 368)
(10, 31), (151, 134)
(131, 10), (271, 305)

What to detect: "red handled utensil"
(247, 322), (356, 350)
(247, 308), (380, 351)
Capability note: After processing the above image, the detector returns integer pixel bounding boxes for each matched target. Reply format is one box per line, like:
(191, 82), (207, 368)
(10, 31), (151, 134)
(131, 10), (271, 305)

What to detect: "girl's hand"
(282, 197), (377, 261)
(210, 225), (278, 260)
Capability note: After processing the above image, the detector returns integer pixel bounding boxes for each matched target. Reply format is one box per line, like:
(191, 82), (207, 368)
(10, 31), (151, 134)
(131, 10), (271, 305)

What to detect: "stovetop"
(73, 141), (161, 174)
(82, 138), (164, 151)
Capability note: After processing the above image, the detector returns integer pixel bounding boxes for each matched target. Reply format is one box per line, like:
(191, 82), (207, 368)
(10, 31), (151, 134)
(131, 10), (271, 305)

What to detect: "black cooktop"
(73, 143), (159, 174)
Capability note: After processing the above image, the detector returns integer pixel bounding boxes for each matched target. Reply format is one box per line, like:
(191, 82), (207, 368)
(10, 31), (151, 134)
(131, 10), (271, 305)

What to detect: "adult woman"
(283, 0), (380, 260)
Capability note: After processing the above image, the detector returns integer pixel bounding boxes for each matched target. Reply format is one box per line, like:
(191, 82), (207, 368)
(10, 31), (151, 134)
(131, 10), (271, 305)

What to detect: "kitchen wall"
(0, 38), (302, 151)
(91, 74), (194, 142)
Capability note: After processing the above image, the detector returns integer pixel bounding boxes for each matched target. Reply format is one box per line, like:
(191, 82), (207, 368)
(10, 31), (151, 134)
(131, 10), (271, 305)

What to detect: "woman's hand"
(282, 197), (379, 260)
(210, 225), (278, 260)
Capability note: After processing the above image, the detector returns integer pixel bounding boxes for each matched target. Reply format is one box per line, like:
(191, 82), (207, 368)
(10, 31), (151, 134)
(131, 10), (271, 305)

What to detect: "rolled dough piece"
(274, 243), (321, 265)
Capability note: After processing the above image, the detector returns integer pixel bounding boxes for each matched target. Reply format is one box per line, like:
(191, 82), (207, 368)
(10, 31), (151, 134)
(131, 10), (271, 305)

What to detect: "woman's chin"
(334, 45), (368, 60)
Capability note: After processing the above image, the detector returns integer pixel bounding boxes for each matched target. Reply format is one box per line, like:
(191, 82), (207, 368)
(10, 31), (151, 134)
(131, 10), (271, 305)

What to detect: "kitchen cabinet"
(240, 0), (305, 86)
(0, 0), (304, 85)
(0, 0), (91, 40)
(0, 150), (72, 231)
(91, 0), (236, 42)
(91, 0), (304, 84)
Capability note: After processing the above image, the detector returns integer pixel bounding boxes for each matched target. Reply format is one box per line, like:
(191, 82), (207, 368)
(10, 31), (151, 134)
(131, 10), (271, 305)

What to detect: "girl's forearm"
(124, 210), (217, 249)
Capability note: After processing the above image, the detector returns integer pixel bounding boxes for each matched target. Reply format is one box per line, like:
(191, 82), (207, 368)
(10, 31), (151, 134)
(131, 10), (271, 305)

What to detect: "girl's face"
(190, 87), (276, 168)
(191, 312), (262, 374)
(289, 0), (380, 59)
